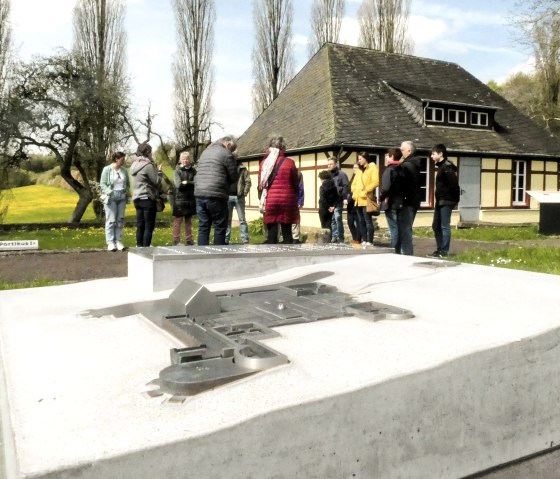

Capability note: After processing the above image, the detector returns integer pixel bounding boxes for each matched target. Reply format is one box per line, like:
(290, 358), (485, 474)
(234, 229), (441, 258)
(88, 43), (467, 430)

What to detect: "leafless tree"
(0, 0), (12, 222)
(72, 0), (128, 182)
(309, 0), (346, 57)
(358, 0), (413, 54)
(0, 0), (11, 99)
(512, 0), (560, 134)
(251, 0), (295, 118)
(172, 0), (215, 163)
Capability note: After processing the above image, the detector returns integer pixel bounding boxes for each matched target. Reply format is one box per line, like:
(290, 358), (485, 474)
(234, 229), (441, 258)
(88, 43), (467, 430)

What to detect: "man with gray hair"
(194, 136), (239, 245)
(398, 140), (423, 255)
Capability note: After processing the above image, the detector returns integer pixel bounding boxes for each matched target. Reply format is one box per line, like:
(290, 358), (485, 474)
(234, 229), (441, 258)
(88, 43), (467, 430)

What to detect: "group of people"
(100, 142), (164, 251)
(318, 140), (460, 256)
(379, 141), (460, 257)
(318, 151), (380, 246)
(99, 136), (459, 255)
(99, 137), (252, 250)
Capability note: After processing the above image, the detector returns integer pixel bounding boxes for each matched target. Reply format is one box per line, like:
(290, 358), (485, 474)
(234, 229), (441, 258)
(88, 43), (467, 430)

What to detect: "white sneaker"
(107, 243), (117, 251)
(116, 241), (126, 251)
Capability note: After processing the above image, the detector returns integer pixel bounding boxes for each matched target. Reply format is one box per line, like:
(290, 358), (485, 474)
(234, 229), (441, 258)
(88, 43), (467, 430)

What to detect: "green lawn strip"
(0, 219), (266, 249)
(3, 185), (99, 223)
(414, 225), (542, 241)
(453, 246), (560, 275)
(0, 278), (66, 290)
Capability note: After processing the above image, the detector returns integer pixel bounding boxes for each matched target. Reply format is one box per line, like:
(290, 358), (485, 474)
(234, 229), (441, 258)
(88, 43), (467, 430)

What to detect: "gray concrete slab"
(128, 243), (390, 292)
(1, 255), (560, 478)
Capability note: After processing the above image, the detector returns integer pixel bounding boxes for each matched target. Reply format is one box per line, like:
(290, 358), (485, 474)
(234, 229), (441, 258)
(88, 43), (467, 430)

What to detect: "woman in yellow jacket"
(351, 151), (379, 245)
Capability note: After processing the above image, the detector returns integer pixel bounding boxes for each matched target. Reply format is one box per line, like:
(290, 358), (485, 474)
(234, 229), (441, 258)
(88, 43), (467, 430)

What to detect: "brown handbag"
(366, 192), (380, 216)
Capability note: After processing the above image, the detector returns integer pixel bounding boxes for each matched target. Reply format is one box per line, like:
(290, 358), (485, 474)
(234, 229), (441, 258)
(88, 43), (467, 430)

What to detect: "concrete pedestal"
(128, 243), (388, 292)
(2, 254), (560, 478)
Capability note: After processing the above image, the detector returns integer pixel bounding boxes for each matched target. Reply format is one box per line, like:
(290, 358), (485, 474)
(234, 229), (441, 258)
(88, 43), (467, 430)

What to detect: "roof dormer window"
(425, 106), (444, 123)
(471, 111), (488, 127)
(449, 109), (467, 125)
(422, 103), (493, 130)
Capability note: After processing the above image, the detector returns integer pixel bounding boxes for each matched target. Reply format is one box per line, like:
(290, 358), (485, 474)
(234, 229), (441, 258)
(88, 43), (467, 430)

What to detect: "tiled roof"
(237, 43), (560, 159)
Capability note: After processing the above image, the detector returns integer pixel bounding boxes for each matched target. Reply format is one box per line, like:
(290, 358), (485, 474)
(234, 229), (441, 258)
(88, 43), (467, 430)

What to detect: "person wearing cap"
(131, 142), (162, 247)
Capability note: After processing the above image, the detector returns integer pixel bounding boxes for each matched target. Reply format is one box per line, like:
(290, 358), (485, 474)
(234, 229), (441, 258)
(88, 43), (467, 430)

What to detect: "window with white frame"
(471, 111), (488, 126)
(512, 160), (527, 205)
(448, 109), (467, 125)
(425, 107), (444, 123)
(420, 157), (429, 205)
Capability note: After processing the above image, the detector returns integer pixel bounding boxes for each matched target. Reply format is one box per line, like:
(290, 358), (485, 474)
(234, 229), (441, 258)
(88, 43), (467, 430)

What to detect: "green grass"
(453, 247), (560, 275)
(0, 278), (65, 290)
(3, 185), (100, 223)
(415, 225), (542, 241)
(0, 218), (265, 250)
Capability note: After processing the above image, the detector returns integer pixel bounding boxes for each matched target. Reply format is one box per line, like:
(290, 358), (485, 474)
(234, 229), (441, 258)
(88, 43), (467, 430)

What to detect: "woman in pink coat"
(258, 136), (300, 244)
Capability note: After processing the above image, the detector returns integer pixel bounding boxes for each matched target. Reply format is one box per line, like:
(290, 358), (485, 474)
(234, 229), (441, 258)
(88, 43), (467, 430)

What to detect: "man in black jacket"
(194, 136), (238, 245)
(429, 143), (460, 257)
(399, 140), (423, 255)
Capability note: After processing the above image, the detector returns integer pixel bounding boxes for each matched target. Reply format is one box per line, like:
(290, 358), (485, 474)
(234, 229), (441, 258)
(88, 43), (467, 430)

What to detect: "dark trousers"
(134, 198), (157, 247)
(318, 209), (333, 229)
(196, 196), (228, 245)
(396, 206), (416, 255)
(432, 204), (453, 254)
(356, 206), (374, 243)
(347, 206), (361, 242)
(266, 223), (293, 244)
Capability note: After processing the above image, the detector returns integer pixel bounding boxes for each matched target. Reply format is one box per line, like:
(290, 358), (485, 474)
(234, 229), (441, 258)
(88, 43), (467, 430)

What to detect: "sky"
(10, 0), (531, 145)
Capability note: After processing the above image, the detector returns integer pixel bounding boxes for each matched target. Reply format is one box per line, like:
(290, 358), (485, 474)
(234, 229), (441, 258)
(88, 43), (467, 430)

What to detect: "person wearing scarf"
(258, 136), (300, 244)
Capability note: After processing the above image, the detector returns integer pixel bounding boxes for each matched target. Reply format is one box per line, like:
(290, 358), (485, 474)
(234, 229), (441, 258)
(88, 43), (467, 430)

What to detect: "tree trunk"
(69, 187), (93, 223)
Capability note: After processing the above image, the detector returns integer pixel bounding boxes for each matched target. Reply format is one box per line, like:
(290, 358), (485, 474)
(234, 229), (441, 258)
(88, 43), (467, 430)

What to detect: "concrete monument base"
(1, 253), (560, 478)
(128, 243), (389, 292)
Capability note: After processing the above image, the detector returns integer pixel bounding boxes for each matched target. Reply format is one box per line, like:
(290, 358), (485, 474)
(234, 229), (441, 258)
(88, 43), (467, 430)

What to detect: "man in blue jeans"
(429, 143), (460, 257)
(194, 136), (238, 245)
(226, 162), (251, 244)
(326, 156), (349, 243)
